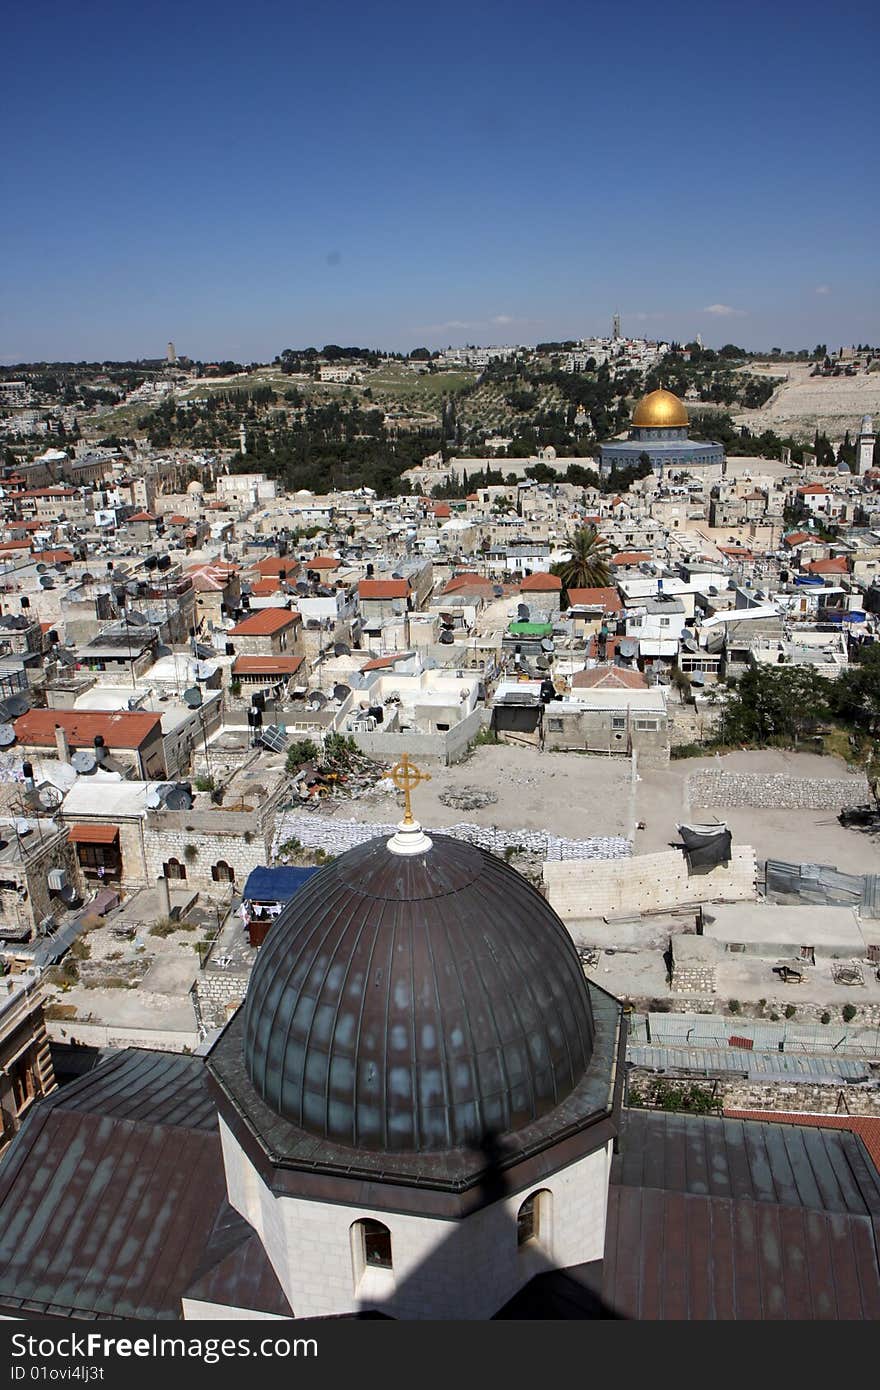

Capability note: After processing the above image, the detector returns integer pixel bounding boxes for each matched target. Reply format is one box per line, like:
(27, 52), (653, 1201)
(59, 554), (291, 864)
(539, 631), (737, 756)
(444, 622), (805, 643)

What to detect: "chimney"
(54, 723), (70, 764)
(94, 735), (106, 765)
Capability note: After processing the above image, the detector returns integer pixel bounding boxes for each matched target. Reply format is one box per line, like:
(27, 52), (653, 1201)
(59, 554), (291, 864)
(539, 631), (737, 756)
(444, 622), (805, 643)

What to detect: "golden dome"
(632, 388), (689, 429)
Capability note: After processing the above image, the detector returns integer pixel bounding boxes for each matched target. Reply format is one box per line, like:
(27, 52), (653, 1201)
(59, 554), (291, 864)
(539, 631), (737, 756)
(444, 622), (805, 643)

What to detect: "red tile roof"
(783, 531), (812, 547)
(358, 579), (410, 600)
(442, 572), (492, 596)
(14, 709), (162, 749)
(567, 586), (623, 613)
(361, 652), (413, 672)
(68, 824), (120, 844)
(249, 577), (284, 596)
(228, 608), (300, 636)
(804, 556), (849, 574)
(724, 1110), (880, 1174)
(430, 503), (451, 518)
(18, 487), (78, 499)
(31, 549), (74, 564)
(571, 666), (648, 690)
(254, 557), (299, 578)
(127, 511), (158, 522)
(797, 484), (829, 495)
(309, 556), (340, 570)
(612, 551), (651, 566)
(232, 656), (304, 676)
(0, 540), (32, 552)
(520, 572), (562, 591)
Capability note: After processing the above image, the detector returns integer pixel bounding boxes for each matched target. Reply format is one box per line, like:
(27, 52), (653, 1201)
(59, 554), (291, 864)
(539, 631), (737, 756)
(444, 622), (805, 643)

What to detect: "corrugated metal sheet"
(764, 857), (880, 918)
(627, 1045), (870, 1083)
(645, 1012), (872, 1055)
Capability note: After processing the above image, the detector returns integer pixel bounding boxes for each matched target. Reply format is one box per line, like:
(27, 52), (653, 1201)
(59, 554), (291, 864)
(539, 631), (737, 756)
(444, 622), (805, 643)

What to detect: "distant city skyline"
(2, 0), (877, 363)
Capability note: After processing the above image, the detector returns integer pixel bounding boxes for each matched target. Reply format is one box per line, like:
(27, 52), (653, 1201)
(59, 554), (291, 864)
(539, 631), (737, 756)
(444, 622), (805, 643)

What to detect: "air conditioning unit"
(47, 868), (68, 893)
(351, 716), (376, 732)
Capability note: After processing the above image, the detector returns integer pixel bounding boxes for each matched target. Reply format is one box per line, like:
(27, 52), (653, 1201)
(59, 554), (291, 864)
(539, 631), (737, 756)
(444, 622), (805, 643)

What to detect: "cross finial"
(390, 753), (430, 826)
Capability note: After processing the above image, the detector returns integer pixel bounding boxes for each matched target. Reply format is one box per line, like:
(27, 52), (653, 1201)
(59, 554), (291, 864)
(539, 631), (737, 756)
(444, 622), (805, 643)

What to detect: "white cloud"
(490, 314), (514, 326)
(703, 303), (747, 318)
(420, 319), (482, 333)
(815, 284), (832, 295)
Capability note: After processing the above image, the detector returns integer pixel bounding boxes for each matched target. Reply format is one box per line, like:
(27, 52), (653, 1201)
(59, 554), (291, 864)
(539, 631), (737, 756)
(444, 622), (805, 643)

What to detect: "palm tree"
(555, 525), (611, 592)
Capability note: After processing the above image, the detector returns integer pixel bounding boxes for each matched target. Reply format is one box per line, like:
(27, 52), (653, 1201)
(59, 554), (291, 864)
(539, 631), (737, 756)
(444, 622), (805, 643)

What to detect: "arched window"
(350, 1218), (393, 1289)
(164, 858), (186, 881)
(212, 860), (234, 883)
(517, 1190), (551, 1249)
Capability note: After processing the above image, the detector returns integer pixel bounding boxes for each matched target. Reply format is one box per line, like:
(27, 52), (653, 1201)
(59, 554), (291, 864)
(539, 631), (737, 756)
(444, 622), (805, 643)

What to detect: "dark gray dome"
(243, 833), (595, 1153)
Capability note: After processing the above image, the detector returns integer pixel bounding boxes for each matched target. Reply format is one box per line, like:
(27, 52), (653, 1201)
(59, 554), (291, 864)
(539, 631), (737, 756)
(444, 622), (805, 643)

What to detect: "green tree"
(553, 525), (611, 591)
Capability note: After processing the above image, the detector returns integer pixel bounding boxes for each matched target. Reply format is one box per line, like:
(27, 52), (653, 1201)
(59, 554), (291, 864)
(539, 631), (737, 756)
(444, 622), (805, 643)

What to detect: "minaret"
(858, 415), (875, 474)
(239, 422), (247, 456)
(612, 312), (621, 341)
(166, 341), (177, 363)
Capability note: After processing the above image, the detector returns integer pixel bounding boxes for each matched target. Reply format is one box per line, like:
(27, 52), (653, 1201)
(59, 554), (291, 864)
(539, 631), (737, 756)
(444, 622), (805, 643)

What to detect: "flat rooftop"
(702, 902), (865, 953)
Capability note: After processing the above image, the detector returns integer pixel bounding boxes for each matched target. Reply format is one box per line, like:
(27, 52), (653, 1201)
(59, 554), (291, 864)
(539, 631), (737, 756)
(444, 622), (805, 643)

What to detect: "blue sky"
(2, 0), (877, 361)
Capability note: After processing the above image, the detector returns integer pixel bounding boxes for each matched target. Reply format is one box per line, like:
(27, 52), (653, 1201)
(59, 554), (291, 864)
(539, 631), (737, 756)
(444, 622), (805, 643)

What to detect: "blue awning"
(242, 865), (319, 902)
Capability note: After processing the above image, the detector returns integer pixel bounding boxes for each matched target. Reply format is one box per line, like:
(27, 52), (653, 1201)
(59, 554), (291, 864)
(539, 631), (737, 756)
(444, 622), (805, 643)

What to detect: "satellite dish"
(0, 725), (15, 747)
(333, 684), (351, 701)
(190, 661), (215, 681)
(36, 563), (47, 574)
(164, 787), (193, 810)
(493, 585), (504, 598)
(439, 629), (454, 644)
(38, 784), (63, 810)
(39, 576), (54, 588)
(5, 697), (30, 718)
(295, 581), (309, 595)
(71, 750), (97, 774)
(535, 655), (550, 671)
(125, 580), (139, 595)
(517, 604), (530, 621)
(14, 819), (31, 837)
(183, 686), (203, 708)
(334, 641), (351, 656)
(145, 789), (163, 809)
(126, 611), (149, 625)
(391, 571), (404, 579)
(541, 638), (555, 652)
(306, 690), (327, 708)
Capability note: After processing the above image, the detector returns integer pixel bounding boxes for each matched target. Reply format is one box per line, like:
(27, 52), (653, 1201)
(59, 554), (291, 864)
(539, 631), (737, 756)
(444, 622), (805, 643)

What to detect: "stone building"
(227, 608), (303, 658)
(599, 389), (724, 475)
(0, 972), (56, 1158)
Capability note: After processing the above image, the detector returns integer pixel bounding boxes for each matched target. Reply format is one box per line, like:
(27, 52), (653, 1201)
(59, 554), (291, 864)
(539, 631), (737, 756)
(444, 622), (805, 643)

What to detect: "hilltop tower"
(858, 415), (876, 475)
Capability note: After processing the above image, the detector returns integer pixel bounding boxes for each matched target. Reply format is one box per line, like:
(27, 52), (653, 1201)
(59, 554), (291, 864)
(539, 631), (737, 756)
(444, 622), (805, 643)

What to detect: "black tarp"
(679, 823), (732, 873)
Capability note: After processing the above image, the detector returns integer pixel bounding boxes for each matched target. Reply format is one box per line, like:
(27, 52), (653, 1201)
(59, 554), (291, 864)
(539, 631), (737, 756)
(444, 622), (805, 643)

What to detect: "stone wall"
(272, 810), (631, 864)
(689, 769), (870, 810)
(194, 971), (249, 1029)
(349, 705), (489, 766)
(670, 965), (716, 995)
(543, 845), (757, 919)
(628, 1073), (880, 1117)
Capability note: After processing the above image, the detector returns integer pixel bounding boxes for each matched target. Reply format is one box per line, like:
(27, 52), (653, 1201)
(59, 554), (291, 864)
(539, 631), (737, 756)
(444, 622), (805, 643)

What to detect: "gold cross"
(390, 753), (431, 826)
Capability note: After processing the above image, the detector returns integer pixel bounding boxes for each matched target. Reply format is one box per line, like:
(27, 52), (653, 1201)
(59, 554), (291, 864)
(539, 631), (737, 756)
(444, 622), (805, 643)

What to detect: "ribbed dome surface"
(632, 388), (689, 428)
(243, 834), (595, 1153)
